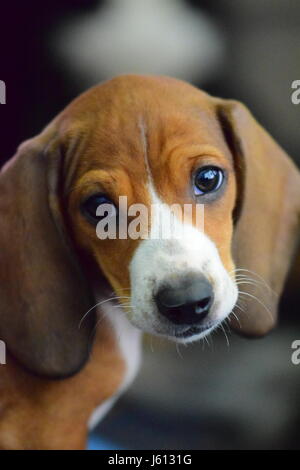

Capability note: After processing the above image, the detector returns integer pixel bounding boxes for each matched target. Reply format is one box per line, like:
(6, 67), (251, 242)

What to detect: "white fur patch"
(129, 185), (238, 342)
(88, 304), (142, 430)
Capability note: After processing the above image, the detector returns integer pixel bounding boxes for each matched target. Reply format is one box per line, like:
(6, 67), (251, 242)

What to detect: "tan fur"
(0, 320), (124, 450)
(0, 75), (299, 449)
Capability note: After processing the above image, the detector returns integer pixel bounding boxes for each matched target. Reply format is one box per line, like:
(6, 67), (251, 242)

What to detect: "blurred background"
(1, 0), (300, 450)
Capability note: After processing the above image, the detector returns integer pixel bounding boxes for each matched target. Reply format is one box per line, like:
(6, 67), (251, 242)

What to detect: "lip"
(173, 323), (213, 338)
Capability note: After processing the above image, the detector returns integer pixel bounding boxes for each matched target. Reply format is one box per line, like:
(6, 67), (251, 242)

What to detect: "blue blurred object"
(87, 433), (123, 450)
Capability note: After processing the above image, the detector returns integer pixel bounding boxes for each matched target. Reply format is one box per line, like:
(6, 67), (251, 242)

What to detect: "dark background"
(1, 1), (300, 165)
(1, 0), (300, 450)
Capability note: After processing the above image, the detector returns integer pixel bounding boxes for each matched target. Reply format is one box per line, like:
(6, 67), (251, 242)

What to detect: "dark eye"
(194, 166), (224, 195)
(81, 194), (117, 225)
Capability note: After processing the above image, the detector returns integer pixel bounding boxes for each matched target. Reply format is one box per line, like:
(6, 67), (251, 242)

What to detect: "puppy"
(0, 75), (299, 449)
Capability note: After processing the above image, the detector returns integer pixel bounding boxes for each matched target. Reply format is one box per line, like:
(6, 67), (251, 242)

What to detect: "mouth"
(172, 322), (214, 339)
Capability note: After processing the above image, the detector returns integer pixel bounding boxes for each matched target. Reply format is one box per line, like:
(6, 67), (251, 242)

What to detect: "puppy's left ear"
(216, 99), (300, 336)
(0, 134), (96, 378)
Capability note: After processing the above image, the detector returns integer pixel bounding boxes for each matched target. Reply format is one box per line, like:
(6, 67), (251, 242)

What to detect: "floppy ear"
(0, 135), (96, 378)
(217, 100), (300, 336)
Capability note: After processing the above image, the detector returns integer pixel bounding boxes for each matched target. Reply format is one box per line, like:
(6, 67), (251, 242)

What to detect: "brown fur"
(0, 320), (124, 450)
(0, 75), (299, 449)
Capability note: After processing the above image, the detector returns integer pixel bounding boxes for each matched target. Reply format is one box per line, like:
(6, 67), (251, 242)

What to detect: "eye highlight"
(193, 166), (224, 196)
(81, 194), (117, 225)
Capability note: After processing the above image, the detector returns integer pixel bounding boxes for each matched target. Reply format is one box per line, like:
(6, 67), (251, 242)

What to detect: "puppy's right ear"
(0, 134), (96, 378)
(216, 99), (300, 336)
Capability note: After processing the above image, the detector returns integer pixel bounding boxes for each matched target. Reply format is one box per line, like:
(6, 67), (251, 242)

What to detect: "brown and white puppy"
(0, 75), (299, 449)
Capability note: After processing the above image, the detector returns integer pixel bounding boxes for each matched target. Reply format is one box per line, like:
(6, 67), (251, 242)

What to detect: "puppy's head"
(63, 76), (300, 341)
(0, 75), (299, 378)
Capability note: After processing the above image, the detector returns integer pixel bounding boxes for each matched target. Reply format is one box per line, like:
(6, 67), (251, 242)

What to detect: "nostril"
(195, 296), (211, 313)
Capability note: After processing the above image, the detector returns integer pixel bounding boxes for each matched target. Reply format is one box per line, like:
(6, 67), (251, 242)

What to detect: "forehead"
(59, 76), (231, 185)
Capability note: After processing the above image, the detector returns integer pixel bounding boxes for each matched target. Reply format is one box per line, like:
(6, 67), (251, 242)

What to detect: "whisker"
(235, 275), (271, 293)
(90, 309), (110, 338)
(233, 268), (277, 296)
(229, 310), (241, 326)
(208, 328), (215, 350)
(223, 318), (232, 334)
(235, 303), (246, 313)
(175, 342), (183, 359)
(219, 323), (230, 347)
(79, 296), (131, 328)
(238, 290), (273, 321)
(202, 334), (210, 350)
(112, 305), (134, 310)
(235, 280), (265, 290)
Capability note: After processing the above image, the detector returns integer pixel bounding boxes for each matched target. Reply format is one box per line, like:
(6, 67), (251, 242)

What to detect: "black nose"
(155, 276), (214, 325)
